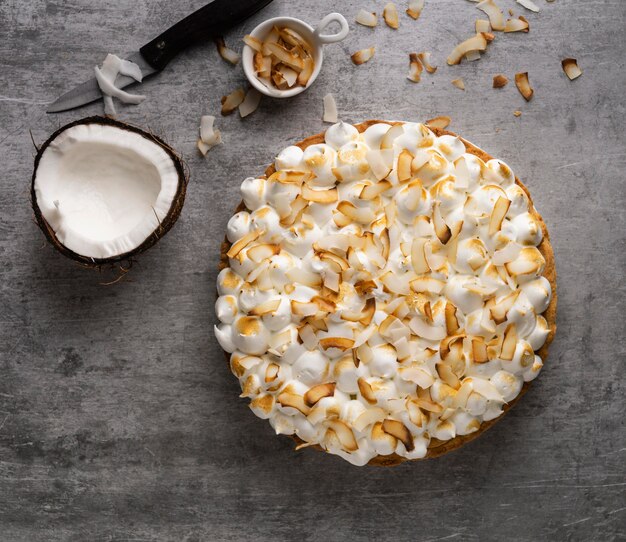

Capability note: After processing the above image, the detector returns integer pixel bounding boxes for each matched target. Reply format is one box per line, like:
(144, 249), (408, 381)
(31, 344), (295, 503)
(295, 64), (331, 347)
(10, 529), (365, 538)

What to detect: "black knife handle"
(140, 0), (273, 71)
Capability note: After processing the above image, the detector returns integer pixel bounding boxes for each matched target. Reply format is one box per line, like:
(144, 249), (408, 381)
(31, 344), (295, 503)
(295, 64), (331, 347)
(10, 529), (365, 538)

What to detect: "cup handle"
(314, 13), (349, 44)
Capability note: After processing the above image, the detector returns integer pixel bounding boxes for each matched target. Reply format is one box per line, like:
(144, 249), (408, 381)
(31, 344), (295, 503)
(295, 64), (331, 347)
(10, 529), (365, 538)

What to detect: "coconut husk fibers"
(219, 120), (557, 467)
(31, 116), (188, 267)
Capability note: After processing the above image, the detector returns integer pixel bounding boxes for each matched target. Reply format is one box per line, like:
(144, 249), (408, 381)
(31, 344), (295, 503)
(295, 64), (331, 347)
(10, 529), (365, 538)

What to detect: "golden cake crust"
(219, 120), (557, 466)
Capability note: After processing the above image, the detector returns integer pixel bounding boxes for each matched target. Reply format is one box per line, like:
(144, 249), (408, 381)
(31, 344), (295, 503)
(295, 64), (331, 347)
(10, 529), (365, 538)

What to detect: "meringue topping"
(216, 121), (553, 466)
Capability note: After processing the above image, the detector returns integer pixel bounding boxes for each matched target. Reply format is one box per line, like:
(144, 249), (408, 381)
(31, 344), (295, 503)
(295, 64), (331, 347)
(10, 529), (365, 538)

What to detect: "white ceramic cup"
(242, 12), (349, 98)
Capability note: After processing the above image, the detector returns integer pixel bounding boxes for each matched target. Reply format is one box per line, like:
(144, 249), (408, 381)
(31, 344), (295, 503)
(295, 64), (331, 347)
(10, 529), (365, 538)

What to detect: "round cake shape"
(216, 120), (556, 466)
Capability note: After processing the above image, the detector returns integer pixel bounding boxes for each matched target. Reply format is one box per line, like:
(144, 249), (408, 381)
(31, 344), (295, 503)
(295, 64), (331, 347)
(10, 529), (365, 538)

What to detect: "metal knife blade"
(47, 52), (157, 113)
(47, 0), (273, 113)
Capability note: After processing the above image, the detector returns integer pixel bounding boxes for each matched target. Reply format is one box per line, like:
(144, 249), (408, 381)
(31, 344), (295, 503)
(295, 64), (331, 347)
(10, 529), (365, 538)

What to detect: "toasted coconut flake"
(406, 0), (424, 19)
(351, 47), (376, 65)
(562, 58), (582, 80)
(488, 196), (511, 235)
(397, 150), (414, 182)
(505, 16), (529, 32)
(514, 110), (522, 117)
(243, 34), (263, 52)
(297, 57), (315, 86)
(263, 41), (304, 71)
(409, 316), (447, 341)
(383, 3), (399, 29)
(353, 407), (386, 432)
(465, 49), (482, 62)
(433, 202), (451, 244)
(472, 337), (489, 363)
(319, 337), (355, 351)
(298, 324), (318, 350)
(411, 277), (445, 294)
(277, 391), (310, 415)
(500, 323), (517, 360)
(247, 243), (281, 263)
(227, 229), (262, 259)
(291, 300), (318, 317)
(302, 184), (338, 203)
(358, 377), (377, 404)
(476, 19), (491, 33)
(269, 169), (310, 185)
(382, 419), (414, 451)
(366, 149), (393, 180)
(215, 37), (240, 65)
(477, 0), (505, 31)
(360, 180), (392, 200)
(221, 88), (245, 115)
(327, 420), (358, 452)
(265, 362), (280, 382)
(516, 0), (539, 12)
(515, 72), (534, 101)
(417, 52), (438, 74)
(337, 201), (376, 224)
(304, 383), (336, 407)
(445, 302), (460, 334)
(239, 88), (262, 118)
(493, 74), (509, 88)
(356, 9), (378, 27)
(323, 93), (338, 123)
(448, 33), (488, 65)
(425, 115), (451, 129)
(451, 78), (465, 90)
(407, 53), (423, 83)
(411, 238), (431, 275)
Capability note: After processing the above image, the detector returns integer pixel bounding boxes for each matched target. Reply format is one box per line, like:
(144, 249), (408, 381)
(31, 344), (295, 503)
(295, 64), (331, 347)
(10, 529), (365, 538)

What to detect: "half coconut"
(31, 117), (187, 265)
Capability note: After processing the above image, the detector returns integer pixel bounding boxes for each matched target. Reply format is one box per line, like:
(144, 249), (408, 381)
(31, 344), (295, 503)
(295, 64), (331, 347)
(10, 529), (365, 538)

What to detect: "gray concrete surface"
(1, 0), (625, 540)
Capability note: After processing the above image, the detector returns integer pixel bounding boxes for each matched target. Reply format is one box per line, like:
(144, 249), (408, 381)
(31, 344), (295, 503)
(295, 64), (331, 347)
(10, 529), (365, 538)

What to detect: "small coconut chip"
(417, 52), (437, 74)
(514, 110), (522, 117)
(562, 58), (582, 80)
(383, 3), (399, 29)
(504, 16), (529, 32)
(451, 78), (465, 90)
(447, 33), (488, 65)
(516, 0), (540, 12)
(515, 72), (534, 101)
(477, 0), (505, 32)
(493, 74), (509, 88)
(239, 88), (262, 118)
(351, 47), (376, 65)
(221, 88), (246, 115)
(323, 93), (338, 123)
(94, 54), (145, 117)
(214, 37), (240, 65)
(356, 9), (377, 27)
(425, 116), (451, 129)
(407, 53), (423, 83)
(198, 115), (222, 155)
(243, 26), (314, 91)
(406, 0), (424, 20)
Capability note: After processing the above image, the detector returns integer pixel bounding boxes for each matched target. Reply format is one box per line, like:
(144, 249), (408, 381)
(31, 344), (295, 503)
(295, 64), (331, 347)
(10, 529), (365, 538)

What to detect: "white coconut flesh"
(34, 123), (180, 259)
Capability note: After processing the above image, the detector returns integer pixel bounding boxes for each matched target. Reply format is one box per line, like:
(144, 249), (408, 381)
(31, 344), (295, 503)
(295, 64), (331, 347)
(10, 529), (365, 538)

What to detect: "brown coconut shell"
(31, 116), (188, 267)
(219, 120), (557, 466)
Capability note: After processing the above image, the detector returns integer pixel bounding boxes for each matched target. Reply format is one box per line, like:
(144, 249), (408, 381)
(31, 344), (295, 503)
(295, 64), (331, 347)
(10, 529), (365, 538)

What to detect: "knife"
(47, 0), (273, 113)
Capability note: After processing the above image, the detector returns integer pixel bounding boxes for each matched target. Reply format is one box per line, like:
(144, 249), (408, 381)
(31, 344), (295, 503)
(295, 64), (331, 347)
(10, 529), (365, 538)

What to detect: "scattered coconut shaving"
(383, 3), (399, 29)
(407, 53), (423, 82)
(198, 115), (222, 155)
(493, 74), (509, 88)
(239, 88), (262, 118)
(425, 116), (451, 129)
(477, 0), (505, 31)
(221, 88), (246, 115)
(476, 19), (491, 33)
(451, 78), (465, 90)
(515, 72), (534, 101)
(447, 33), (488, 65)
(214, 37), (240, 65)
(356, 9), (377, 27)
(514, 110), (522, 117)
(517, 0), (540, 12)
(417, 52), (437, 74)
(504, 16), (529, 32)
(562, 58), (582, 80)
(243, 26), (314, 91)
(406, 0), (424, 20)
(351, 47), (376, 65)
(94, 54), (145, 117)
(323, 93), (338, 123)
